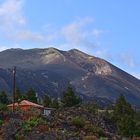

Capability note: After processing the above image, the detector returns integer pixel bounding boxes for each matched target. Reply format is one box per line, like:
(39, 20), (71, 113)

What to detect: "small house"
(7, 100), (53, 116)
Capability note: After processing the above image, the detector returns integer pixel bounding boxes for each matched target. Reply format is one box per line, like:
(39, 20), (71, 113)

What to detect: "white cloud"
(0, 1), (105, 47)
(0, 0), (57, 43)
(11, 30), (56, 43)
(61, 17), (96, 48)
(95, 50), (112, 60)
(92, 29), (104, 38)
(120, 53), (136, 68)
(0, 0), (26, 32)
(0, 0), (105, 50)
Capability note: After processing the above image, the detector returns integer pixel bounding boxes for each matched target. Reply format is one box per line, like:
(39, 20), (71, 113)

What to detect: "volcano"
(0, 47), (140, 105)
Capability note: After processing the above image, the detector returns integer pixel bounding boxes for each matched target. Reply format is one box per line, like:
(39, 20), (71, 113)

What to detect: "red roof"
(8, 100), (43, 108)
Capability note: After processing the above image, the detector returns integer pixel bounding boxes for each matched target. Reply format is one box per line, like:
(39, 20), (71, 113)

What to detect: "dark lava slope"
(0, 48), (140, 105)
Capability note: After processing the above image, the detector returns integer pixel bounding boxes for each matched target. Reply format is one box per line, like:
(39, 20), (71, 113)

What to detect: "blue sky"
(0, 0), (140, 79)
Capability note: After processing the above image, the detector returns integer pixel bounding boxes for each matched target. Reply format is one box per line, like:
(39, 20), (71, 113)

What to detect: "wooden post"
(12, 66), (16, 112)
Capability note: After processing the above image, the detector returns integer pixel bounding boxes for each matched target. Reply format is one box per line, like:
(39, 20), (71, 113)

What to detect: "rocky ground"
(0, 107), (138, 140)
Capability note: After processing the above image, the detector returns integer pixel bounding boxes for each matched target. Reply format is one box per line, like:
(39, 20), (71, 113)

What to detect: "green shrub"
(23, 117), (43, 132)
(88, 107), (96, 114)
(0, 120), (4, 126)
(134, 126), (140, 137)
(15, 133), (24, 140)
(23, 124), (32, 132)
(86, 103), (98, 114)
(87, 125), (105, 137)
(0, 104), (8, 111)
(72, 116), (85, 128)
(99, 138), (108, 140)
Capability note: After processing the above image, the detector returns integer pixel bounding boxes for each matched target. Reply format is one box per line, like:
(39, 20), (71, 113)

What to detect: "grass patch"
(72, 116), (85, 128)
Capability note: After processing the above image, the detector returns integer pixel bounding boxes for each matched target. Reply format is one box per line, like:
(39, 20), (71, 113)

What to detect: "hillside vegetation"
(0, 87), (140, 140)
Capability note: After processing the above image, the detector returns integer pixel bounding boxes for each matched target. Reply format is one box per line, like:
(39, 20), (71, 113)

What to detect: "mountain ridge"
(0, 47), (140, 105)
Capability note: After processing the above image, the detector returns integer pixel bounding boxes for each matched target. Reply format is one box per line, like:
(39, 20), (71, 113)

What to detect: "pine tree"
(51, 99), (59, 109)
(114, 95), (135, 137)
(62, 87), (81, 107)
(25, 88), (37, 103)
(43, 94), (52, 107)
(0, 91), (9, 104)
(117, 115), (135, 137)
(114, 94), (134, 119)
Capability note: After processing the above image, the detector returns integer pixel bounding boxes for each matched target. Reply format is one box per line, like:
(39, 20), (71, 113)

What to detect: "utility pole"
(12, 66), (16, 112)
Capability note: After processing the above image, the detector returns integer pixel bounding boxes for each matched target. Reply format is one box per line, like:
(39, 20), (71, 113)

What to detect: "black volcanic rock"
(0, 47), (140, 105)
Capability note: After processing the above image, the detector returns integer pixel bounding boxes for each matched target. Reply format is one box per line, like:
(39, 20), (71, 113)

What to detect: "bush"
(23, 117), (43, 132)
(86, 103), (98, 114)
(134, 122), (140, 137)
(0, 91), (9, 104)
(99, 138), (108, 140)
(72, 116), (85, 128)
(87, 125), (105, 137)
(0, 104), (8, 111)
(15, 133), (25, 140)
(0, 120), (4, 126)
(134, 112), (140, 137)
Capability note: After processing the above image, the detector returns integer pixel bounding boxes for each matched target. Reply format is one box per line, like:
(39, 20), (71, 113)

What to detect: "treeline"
(0, 87), (82, 108)
(0, 88), (39, 105)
